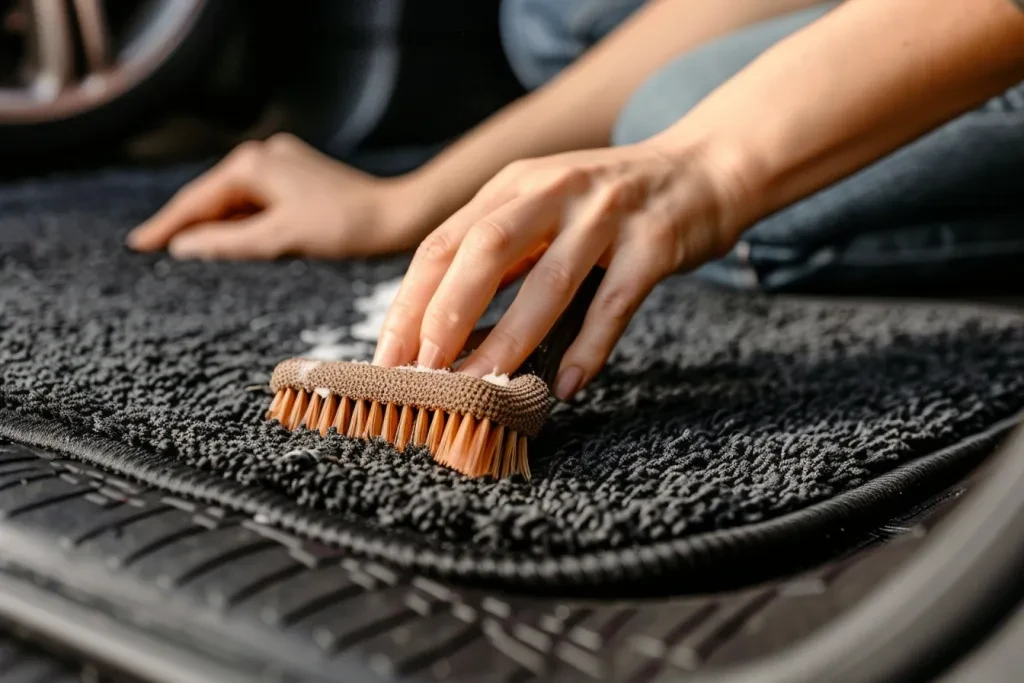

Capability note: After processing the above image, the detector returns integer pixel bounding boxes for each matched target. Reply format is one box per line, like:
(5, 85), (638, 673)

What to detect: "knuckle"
(500, 159), (531, 180)
(648, 217), (675, 241)
(422, 304), (460, 333)
(533, 259), (575, 297)
(548, 166), (587, 192)
(172, 176), (209, 203)
(483, 326), (524, 361)
(596, 179), (638, 213)
(653, 245), (680, 278)
(380, 299), (416, 332)
(226, 141), (265, 175)
(597, 287), (639, 324)
(265, 132), (302, 153)
(467, 217), (513, 256)
(414, 231), (456, 265)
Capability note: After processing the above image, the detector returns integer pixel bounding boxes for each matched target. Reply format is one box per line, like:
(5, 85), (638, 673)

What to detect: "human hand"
(372, 141), (741, 400)
(126, 133), (429, 260)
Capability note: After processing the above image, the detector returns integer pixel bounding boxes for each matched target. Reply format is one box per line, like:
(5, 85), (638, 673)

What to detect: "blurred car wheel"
(0, 0), (231, 160)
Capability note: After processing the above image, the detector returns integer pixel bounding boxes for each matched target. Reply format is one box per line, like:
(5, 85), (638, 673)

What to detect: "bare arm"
(400, 0), (832, 231)
(658, 0), (1024, 234)
(128, 0), (827, 258)
(375, 0), (1024, 397)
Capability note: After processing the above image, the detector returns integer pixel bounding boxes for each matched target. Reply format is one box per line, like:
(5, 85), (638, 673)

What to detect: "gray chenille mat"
(2, 167), (1023, 589)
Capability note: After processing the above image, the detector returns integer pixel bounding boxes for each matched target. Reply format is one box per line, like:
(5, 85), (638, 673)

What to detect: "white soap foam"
(481, 371), (511, 387)
(296, 360), (322, 382)
(351, 277), (402, 342)
(298, 277), (402, 361)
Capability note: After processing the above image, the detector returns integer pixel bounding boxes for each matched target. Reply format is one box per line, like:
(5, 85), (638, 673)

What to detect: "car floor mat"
(4, 168), (1024, 681)
(4, 167), (1024, 593)
(0, 438), (987, 683)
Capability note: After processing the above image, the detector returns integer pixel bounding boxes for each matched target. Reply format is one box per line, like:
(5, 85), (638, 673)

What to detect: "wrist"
(377, 171), (450, 251)
(645, 126), (770, 245)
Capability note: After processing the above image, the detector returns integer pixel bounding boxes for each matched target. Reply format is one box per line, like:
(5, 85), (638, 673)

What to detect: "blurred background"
(0, 0), (525, 178)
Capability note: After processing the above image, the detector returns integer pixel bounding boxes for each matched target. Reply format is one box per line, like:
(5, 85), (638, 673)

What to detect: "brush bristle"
(265, 388), (530, 479)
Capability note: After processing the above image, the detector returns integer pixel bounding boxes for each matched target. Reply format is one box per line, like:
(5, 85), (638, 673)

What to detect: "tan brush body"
(266, 269), (605, 479)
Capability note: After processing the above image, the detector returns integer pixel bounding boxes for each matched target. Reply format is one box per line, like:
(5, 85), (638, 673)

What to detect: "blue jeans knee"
(499, 0), (645, 90)
(613, 3), (1024, 293)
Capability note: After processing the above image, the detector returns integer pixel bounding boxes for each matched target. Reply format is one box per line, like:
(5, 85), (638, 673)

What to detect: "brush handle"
(456, 267), (606, 388)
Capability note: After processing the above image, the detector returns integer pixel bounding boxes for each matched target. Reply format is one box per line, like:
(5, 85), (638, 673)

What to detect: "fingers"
(371, 184), (524, 368)
(127, 143), (271, 252)
(499, 241), (549, 289)
(551, 241), (666, 399)
(415, 191), (567, 370)
(457, 196), (616, 378)
(164, 216), (286, 261)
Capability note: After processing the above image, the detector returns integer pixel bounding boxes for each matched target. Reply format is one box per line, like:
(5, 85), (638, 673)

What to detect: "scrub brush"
(265, 269), (604, 479)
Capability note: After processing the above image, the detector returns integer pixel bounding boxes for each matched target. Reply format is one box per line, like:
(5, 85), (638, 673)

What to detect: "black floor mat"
(0, 629), (94, 683)
(2, 167), (1024, 592)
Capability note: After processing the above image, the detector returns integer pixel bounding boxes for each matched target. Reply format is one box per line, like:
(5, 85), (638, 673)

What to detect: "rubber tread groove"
(1, 488), (96, 520)
(0, 466), (45, 479)
(321, 608), (417, 655)
(68, 505), (176, 547)
(220, 562), (306, 609)
(396, 626), (481, 676)
(280, 584), (366, 627)
(171, 539), (279, 589)
(0, 473), (58, 494)
(117, 526), (208, 569)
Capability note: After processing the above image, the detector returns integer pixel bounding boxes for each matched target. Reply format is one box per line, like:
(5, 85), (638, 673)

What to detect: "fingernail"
(554, 366), (583, 401)
(458, 359), (491, 378)
(373, 331), (403, 367)
(417, 339), (444, 369)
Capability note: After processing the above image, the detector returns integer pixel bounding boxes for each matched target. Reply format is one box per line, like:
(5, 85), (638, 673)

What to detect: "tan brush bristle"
(348, 400), (367, 437)
(333, 396), (352, 434)
(317, 394), (338, 435)
(463, 418), (493, 477)
(276, 388), (295, 424)
(266, 389), (282, 419)
(382, 403), (399, 442)
(445, 414), (476, 469)
(267, 389), (532, 479)
(516, 435), (529, 479)
(363, 401), (384, 438)
(435, 413), (462, 464)
(485, 423), (505, 478)
(395, 405), (414, 451)
(288, 390), (309, 430)
(426, 410), (445, 453)
(412, 408), (430, 446)
(495, 430), (517, 478)
(302, 392), (322, 430)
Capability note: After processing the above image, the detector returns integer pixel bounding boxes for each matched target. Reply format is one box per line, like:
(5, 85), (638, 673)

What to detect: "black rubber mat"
(0, 625), (105, 683)
(0, 438), (981, 683)
(3, 168), (1024, 592)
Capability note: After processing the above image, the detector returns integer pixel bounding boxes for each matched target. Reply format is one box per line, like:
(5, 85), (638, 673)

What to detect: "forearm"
(659, 0), (1024, 235)
(400, 0), (828, 230)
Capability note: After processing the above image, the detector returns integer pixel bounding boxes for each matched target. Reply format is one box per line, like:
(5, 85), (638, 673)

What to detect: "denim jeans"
(500, 0), (1024, 294)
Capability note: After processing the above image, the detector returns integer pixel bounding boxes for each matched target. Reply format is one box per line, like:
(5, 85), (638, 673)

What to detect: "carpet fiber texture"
(3, 168), (1024, 583)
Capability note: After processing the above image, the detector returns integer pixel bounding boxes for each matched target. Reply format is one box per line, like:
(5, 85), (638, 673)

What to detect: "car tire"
(0, 0), (235, 163)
